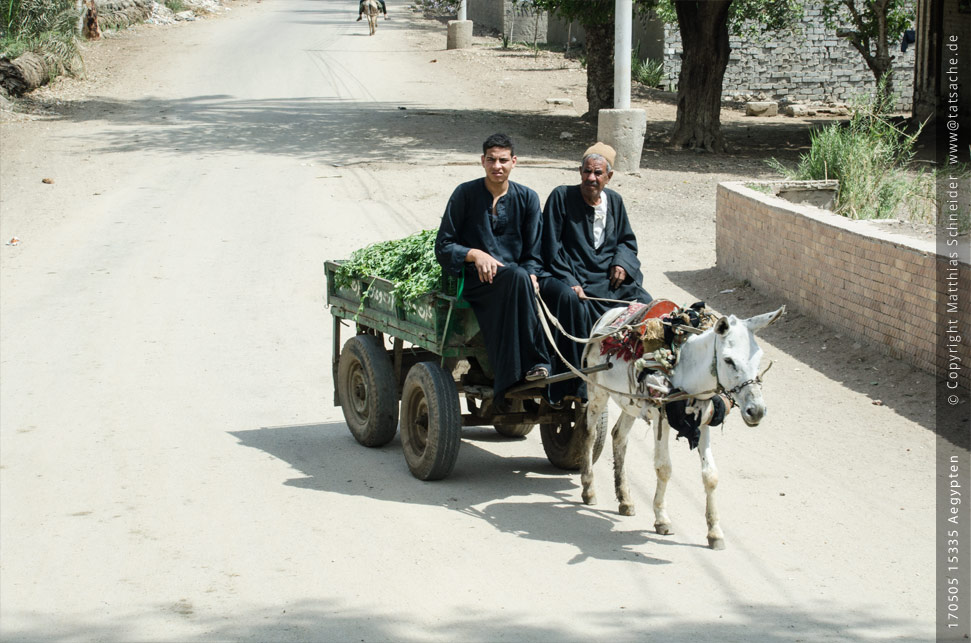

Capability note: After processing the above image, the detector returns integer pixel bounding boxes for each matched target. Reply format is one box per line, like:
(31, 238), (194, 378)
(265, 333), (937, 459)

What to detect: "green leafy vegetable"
(334, 229), (447, 308)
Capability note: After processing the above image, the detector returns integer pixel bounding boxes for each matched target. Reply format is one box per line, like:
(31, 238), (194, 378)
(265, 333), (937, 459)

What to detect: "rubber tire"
(494, 423), (534, 437)
(493, 399), (535, 438)
(540, 407), (607, 470)
(400, 362), (462, 480)
(337, 335), (399, 447)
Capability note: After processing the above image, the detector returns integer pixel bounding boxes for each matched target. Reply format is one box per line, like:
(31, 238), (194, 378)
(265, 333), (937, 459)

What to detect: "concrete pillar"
(447, 20), (473, 49)
(597, 109), (646, 172)
(614, 0), (632, 109)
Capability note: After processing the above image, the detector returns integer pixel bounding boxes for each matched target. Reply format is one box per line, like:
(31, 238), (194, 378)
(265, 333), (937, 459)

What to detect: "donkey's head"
(713, 306), (785, 426)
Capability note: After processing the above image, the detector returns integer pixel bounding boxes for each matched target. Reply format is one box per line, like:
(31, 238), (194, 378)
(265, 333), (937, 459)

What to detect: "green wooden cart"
(325, 260), (607, 480)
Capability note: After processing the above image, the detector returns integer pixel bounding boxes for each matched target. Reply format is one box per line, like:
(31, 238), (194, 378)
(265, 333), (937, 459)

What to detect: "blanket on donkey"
(598, 299), (678, 362)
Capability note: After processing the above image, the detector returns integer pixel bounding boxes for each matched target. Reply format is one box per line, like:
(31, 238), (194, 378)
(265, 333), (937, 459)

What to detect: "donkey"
(362, 0), (380, 35)
(579, 305), (784, 549)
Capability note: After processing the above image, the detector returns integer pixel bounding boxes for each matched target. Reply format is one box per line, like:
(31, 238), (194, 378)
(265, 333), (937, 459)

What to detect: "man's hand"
(467, 249), (503, 284)
(530, 274), (539, 294)
(609, 265), (627, 289)
(571, 285), (587, 299)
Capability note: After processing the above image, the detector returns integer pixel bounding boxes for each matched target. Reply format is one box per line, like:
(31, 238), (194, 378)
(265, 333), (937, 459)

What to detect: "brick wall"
(716, 181), (970, 387)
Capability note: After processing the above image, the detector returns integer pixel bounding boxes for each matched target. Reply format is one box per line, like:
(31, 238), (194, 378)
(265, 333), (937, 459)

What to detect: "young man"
(539, 142), (652, 405)
(435, 133), (551, 408)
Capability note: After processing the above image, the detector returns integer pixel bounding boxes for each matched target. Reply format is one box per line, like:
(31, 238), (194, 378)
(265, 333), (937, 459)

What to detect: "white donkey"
(579, 305), (784, 549)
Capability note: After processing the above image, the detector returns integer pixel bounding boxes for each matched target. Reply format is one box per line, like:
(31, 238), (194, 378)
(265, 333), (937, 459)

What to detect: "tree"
(909, 0), (939, 124)
(821, 0), (915, 110)
(532, 0), (621, 117)
(660, 0), (804, 152)
(668, 0), (733, 151)
(537, 0), (801, 151)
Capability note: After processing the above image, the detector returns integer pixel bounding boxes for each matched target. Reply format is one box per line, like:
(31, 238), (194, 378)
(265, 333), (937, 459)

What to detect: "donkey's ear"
(714, 316), (731, 335)
(743, 306), (785, 333)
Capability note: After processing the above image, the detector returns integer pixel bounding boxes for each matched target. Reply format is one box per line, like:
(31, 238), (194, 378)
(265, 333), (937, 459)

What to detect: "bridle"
(718, 351), (774, 407)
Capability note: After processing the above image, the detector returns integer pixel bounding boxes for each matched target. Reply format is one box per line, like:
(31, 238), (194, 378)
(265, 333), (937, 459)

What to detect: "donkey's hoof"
(654, 522), (673, 536)
(707, 536), (726, 550)
(619, 503), (635, 516)
(582, 491), (597, 506)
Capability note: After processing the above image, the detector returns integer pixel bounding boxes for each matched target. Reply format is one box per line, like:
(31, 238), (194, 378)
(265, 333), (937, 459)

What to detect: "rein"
(533, 292), (774, 408)
(534, 293), (706, 405)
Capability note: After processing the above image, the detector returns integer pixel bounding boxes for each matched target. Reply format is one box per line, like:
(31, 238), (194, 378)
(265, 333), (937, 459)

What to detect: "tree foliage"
(535, 0), (802, 149)
(820, 0), (914, 108)
(654, 0), (803, 38)
(531, 0), (657, 116)
(1, 0), (81, 74)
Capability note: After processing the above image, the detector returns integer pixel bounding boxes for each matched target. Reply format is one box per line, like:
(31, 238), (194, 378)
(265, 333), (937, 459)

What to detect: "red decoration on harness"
(599, 300), (679, 362)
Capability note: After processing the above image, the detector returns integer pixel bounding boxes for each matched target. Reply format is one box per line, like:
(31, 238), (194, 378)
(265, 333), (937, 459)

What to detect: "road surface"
(0, 1), (942, 640)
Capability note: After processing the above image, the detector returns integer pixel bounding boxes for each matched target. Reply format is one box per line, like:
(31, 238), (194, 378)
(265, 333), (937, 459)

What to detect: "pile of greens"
(334, 229), (447, 307)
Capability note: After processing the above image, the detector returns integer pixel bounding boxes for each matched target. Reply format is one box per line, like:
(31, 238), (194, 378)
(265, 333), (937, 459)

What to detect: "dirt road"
(0, 1), (942, 640)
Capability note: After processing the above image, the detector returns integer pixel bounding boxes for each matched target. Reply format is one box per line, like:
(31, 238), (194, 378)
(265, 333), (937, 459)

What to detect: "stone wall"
(468, 0), (548, 43)
(661, 6), (915, 110)
(467, 1), (917, 110)
(716, 181), (970, 388)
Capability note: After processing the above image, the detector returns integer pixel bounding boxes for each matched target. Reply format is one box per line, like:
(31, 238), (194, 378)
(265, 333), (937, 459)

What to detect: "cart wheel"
(338, 335), (398, 447)
(540, 405), (607, 470)
(400, 362), (462, 480)
(493, 399), (535, 438)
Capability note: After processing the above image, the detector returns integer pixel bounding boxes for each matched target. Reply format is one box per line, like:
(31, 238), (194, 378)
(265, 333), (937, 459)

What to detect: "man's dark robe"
(539, 184), (652, 403)
(435, 178), (550, 401)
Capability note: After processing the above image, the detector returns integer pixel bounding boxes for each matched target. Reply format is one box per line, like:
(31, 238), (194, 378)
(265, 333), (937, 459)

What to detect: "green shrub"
(768, 79), (929, 222)
(631, 55), (664, 88)
(334, 229), (445, 308)
(164, 0), (187, 12)
(1, 0), (81, 76)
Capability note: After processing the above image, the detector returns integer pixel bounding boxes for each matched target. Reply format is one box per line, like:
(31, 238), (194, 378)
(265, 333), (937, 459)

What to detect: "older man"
(435, 133), (552, 408)
(539, 142), (652, 404)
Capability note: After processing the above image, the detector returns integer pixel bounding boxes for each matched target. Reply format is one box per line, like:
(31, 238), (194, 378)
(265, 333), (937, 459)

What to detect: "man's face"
(481, 147), (516, 186)
(579, 157), (612, 205)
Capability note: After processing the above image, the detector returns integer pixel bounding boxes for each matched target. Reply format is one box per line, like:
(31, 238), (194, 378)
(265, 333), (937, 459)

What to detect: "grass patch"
(745, 183), (774, 195)
(1, 0), (82, 76)
(632, 55), (663, 88)
(767, 78), (939, 225)
(164, 0), (188, 12)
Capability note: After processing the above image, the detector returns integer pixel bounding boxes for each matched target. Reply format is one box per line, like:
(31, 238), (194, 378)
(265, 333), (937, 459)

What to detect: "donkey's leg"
(697, 425), (725, 549)
(580, 389), (609, 506)
(611, 412), (637, 516)
(653, 415), (674, 535)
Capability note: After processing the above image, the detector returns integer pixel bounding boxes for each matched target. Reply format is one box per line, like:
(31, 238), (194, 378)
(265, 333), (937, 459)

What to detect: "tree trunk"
(0, 53), (52, 97)
(861, 46), (894, 111)
(852, 0), (895, 110)
(584, 21), (614, 120)
(669, 0), (733, 153)
(911, 0), (941, 125)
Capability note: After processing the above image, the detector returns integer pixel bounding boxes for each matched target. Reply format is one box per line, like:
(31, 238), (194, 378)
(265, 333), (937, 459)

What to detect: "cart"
(325, 260), (608, 480)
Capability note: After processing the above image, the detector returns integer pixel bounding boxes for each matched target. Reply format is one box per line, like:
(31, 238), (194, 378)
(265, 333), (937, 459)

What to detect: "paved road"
(0, 1), (940, 640)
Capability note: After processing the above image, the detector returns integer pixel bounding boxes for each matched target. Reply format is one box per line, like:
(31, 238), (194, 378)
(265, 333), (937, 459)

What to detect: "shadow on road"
(1, 594), (921, 642)
(665, 266), (938, 434)
(32, 91), (817, 175)
(232, 422), (695, 564)
(230, 421), (687, 566)
(34, 94), (596, 164)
